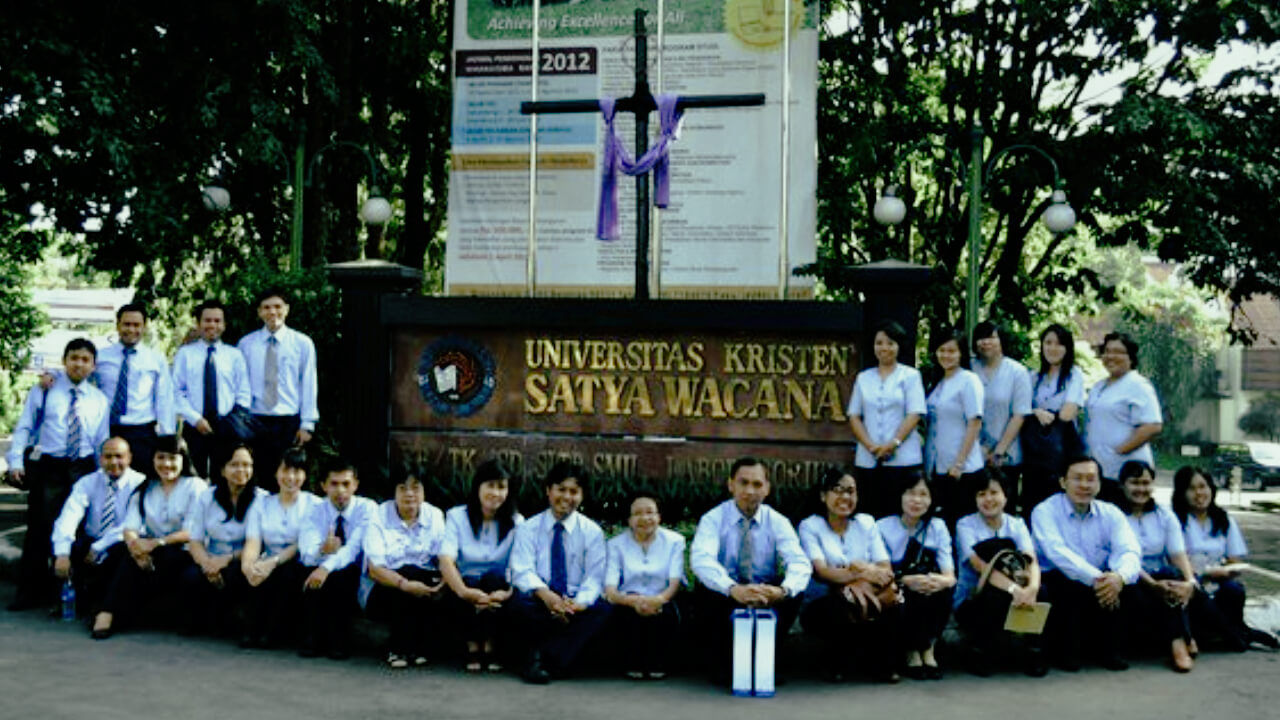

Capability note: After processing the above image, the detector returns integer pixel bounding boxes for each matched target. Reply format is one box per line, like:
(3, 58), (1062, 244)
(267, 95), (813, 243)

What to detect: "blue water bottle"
(60, 579), (76, 621)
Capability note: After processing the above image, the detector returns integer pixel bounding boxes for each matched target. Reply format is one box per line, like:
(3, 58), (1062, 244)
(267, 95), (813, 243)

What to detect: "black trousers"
(300, 563), (362, 652)
(249, 414), (300, 493)
(932, 471), (985, 528)
(67, 540), (130, 617)
(1120, 574), (1191, 651)
(1041, 570), (1123, 664)
(441, 571), (510, 646)
(366, 566), (446, 657)
(956, 585), (1044, 668)
(899, 584), (955, 652)
(1188, 580), (1250, 651)
(855, 465), (923, 519)
(243, 558), (308, 643)
(111, 423), (157, 475)
(1018, 464), (1060, 519)
(609, 600), (681, 673)
(14, 455), (96, 606)
(510, 592), (612, 674)
(693, 586), (801, 676)
(800, 591), (900, 674)
(179, 559), (250, 634)
(104, 544), (194, 624)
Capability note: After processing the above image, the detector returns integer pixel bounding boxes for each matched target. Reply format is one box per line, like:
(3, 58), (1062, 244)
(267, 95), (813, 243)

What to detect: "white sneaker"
(386, 652), (409, 669)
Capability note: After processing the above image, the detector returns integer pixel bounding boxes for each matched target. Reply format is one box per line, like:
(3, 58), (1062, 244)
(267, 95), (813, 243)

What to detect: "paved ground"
(2, 462), (1279, 719)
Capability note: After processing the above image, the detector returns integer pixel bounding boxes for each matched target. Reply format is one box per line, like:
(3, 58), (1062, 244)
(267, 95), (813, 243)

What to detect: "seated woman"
(604, 487), (685, 680)
(239, 447), (321, 648)
(439, 459), (523, 672)
(1172, 466), (1280, 651)
(1117, 461), (1197, 671)
(953, 471), (1045, 677)
(797, 467), (901, 684)
(180, 445), (266, 637)
(96, 435), (207, 638)
(360, 472), (448, 669)
(876, 472), (956, 679)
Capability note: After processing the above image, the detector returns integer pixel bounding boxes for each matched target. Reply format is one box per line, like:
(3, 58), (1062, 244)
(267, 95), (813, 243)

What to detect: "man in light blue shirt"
(1030, 454), (1141, 672)
(94, 303), (176, 473)
(6, 339), (108, 611)
(238, 287), (318, 492)
(690, 457), (812, 681)
(172, 299), (253, 478)
(508, 461), (610, 684)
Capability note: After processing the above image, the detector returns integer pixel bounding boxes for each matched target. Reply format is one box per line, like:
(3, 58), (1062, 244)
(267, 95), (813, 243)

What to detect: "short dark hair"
(322, 458), (359, 481)
(256, 286), (290, 307)
(730, 456), (766, 480)
(873, 320), (909, 348)
(965, 467), (1005, 499)
(63, 338), (97, 360)
(894, 470), (934, 517)
(279, 446), (309, 473)
(193, 298), (227, 321)
(971, 320), (1003, 354)
(927, 324), (970, 388)
(1118, 460), (1157, 513)
(625, 486), (663, 516)
(1062, 453), (1098, 477)
(116, 302), (149, 322)
(543, 460), (586, 490)
(809, 465), (858, 518)
(1101, 331), (1140, 369)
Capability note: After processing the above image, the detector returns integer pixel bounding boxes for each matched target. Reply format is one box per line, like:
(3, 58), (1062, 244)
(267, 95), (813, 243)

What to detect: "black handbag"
(895, 522), (939, 579)
(972, 536), (1032, 591)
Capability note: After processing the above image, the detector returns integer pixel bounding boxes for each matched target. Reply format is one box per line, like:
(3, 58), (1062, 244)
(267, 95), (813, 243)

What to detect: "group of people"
(4, 307), (1277, 687)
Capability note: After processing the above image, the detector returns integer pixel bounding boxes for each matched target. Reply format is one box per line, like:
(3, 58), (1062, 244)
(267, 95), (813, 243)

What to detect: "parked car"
(1212, 442), (1280, 491)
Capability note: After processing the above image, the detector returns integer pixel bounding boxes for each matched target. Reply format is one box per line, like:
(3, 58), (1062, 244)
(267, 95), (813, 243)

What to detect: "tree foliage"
(809, 0), (1280, 339)
(1239, 393), (1280, 441)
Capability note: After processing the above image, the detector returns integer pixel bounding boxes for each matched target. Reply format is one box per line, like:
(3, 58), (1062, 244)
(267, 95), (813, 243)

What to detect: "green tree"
(809, 0), (1280, 337)
(1239, 393), (1280, 441)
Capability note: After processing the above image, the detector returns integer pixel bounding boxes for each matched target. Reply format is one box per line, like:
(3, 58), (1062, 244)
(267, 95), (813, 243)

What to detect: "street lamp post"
(874, 123), (1076, 338)
(201, 140), (392, 270)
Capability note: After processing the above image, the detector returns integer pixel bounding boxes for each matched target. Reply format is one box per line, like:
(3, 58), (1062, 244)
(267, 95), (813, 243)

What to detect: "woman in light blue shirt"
(1084, 332), (1163, 503)
(101, 435), (206, 638)
(1116, 461), (1196, 671)
(924, 326), (985, 525)
(239, 447), (320, 649)
(970, 322), (1032, 511)
(876, 473), (955, 679)
(1022, 324), (1085, 513)
(797, 467), (900, 683)
(439, 459), (522, 672)
(848, 320), (927, 518)
(1172, 466), (1279, 651)
(604, 487), (685, 680)
(180, 444), (266, 637)
(362, 473), (448, 669)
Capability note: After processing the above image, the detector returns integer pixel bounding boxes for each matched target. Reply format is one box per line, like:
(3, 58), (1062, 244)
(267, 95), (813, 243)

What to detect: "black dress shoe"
(1023, 650), (1050, 678)
(297, 642), (321, 658)
(1100, 655), (1129, 671)
(1248, 629), (1280, 650)
(327, 647), (351, 661)
(923, 663), (943, 680)
(90, 627), (113, 641)
(522, 654), (552, 685)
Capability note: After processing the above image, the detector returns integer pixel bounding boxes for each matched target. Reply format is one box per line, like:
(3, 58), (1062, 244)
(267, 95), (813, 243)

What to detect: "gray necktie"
(263, 336), (279, 408)
(737, 516), (754, 583)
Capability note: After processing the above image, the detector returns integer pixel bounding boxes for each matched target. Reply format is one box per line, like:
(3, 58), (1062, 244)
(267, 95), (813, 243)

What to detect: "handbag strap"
(27, 387), (50, 448)
(976, 548), (1018, 595)
(906, 518), (931, 569)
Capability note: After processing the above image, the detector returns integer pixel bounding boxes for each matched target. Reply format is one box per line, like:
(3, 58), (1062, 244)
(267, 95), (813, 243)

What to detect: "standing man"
(95, 302), (176, 473)
(172, 299), (252, 478)
(51, 437), (145, 638)
(238, 287), (318, 492)
(1030, 453), (1141, 671)
(5, 339), (110, 611)
(690, 457), (812, 681)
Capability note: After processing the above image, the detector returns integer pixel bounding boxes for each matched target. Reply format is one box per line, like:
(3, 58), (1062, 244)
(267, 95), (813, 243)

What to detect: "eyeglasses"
(828, 486), (857, 495)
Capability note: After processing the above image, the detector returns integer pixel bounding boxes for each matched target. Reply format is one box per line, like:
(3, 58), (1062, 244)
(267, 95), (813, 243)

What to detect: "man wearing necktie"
(690, 457), (812, 682)
(298, 460), (376, 659)
(238, 288), (319, 492)
(50, 437), (145, 638)
(509, 462), (610, 684)
(96, 303), (176, 473)
(5, 339), (109, 612)
(172, 299), (253, 478)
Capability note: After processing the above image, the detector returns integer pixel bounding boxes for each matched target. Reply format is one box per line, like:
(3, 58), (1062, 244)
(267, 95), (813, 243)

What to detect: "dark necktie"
(263, 336), (279, 408)
(737, 516), (754, 583)
(203, 344), (218, 422)
(110, 346), (135, 425)
(550, 521), (568, 595)
(66, 388), (83, 458)
(334, 514), (346, 544)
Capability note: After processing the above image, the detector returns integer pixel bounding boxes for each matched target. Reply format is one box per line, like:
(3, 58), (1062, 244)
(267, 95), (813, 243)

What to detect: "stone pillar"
(850, 259), (932, 367)
(327, 260), (422, 491)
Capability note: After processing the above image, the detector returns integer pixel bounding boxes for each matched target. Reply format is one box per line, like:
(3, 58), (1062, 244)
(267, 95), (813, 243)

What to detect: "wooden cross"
(521, 8), (765, 300)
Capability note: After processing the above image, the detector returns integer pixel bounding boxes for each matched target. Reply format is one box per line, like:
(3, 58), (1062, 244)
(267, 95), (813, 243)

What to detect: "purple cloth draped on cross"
(596, 93), (683, 241)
